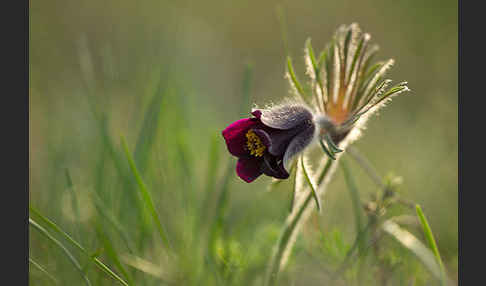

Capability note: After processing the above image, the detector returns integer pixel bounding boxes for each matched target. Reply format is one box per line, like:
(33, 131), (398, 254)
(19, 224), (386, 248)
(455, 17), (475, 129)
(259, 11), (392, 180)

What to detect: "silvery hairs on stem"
(262, 23), (409, 285)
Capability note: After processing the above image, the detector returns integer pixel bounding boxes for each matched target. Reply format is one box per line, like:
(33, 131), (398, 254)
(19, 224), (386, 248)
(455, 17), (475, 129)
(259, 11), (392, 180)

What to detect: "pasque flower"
(223, 23), (409, 183)
(222, 105), (316, 183)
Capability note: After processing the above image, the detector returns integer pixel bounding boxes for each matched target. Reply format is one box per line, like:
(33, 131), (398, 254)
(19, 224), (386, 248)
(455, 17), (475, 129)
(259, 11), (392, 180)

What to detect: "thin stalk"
(29, 207), (130, 286)
(416, 205), (448, 286)
(121, 136), (172, 251)
(29, 218), (92, 286)
(29, 258), (59, 284)
(265, 158), (336, 286)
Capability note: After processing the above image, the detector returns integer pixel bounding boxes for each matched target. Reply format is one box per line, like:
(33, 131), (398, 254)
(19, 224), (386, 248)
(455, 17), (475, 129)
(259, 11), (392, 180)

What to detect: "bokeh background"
(30, 0), (457, 285)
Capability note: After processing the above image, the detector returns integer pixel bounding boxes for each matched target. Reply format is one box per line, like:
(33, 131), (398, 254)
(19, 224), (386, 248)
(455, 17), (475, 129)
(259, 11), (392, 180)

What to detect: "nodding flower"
(223, 23), (409, 183)
(222, 105), (316, 183)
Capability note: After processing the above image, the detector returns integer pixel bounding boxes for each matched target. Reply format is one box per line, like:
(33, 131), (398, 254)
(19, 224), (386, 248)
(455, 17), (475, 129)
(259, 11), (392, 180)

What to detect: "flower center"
(245, 130), (266, 157)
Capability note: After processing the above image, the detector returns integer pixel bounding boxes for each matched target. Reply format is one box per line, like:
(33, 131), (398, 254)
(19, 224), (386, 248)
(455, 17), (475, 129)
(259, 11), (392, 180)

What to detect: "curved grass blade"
(95, 224), (135, 286)
(132, 78), (168, 245)
(134, 81), (165, 175)
(416, 205), (450, 286)
(381, 220), (443, 281)
(64, 168), (81, 223)
(29, 258), (59, 284)
(29, 218), (92, 286)
(121, 136), (172, 250)
(29, 206), (130, 286)
(120, 253), (172, 283)
(30, 206), (86, 255)
(92, 195), (135, 254)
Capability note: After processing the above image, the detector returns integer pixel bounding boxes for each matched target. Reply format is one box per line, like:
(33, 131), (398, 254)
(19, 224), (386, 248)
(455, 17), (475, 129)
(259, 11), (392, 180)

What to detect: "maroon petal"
(236, 157), (264, 183)
(222, 118), (259, 157)
(251, 109), (262, 118)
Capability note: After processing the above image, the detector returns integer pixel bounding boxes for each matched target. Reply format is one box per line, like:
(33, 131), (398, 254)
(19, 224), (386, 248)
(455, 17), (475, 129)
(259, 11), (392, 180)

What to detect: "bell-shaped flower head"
(222, 105), (316, 183)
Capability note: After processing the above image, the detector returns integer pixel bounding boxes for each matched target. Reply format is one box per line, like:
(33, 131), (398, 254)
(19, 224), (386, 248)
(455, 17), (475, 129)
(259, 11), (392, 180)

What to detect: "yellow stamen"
(246, 130), (266, 157)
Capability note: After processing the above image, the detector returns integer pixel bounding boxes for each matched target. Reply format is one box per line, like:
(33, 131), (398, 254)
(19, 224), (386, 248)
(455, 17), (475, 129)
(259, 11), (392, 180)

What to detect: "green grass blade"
(64, 169), (80, 221)
(91, 257), (130, 286)
(64, 168), (82, 241)
(130, 76), (167, 245)
(99, 115), (132, 186)
(416, 205), (449, 285)
(29, 218), (92, 286)
(92, 194), (135, 254)
(29, 258), (59, 284)
(381, 219), (443, 281)
(30, 206), (85, 253)
(120, 253), (171, 283)
(95, 225), (135, 285)
(29, 206), (130, 286)
(121, 136), (171, 250)
(134, 80), (165, 175)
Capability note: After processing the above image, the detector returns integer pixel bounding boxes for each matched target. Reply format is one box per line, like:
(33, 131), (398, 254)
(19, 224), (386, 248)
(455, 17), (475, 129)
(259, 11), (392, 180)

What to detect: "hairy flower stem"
(265, 158), (337, 286)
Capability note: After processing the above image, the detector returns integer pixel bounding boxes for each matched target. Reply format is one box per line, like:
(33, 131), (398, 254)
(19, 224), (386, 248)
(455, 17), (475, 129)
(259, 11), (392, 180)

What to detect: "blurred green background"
(30, 0), (457, 285)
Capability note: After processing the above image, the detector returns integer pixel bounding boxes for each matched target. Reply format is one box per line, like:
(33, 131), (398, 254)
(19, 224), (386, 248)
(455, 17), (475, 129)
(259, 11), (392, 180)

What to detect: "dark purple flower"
(222, 105), (316, 183)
